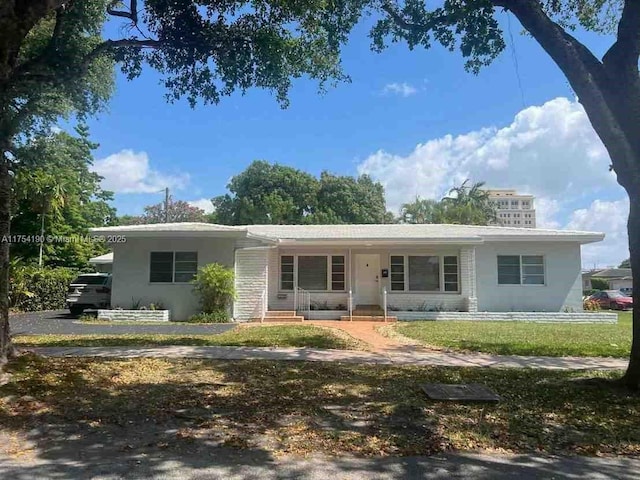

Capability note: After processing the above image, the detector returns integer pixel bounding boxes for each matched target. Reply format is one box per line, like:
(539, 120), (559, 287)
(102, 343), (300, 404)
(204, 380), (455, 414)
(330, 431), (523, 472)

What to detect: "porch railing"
(296, 287), (311, 320)
(381, 287), (388, 322)
(348, 290), (353, 321)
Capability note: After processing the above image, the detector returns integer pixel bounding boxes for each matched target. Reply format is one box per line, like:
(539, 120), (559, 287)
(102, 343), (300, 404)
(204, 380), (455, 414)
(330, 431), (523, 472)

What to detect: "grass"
(1, 355), (638, 458)
(13, 325), (364, 350)
(391, 312), (632, 358)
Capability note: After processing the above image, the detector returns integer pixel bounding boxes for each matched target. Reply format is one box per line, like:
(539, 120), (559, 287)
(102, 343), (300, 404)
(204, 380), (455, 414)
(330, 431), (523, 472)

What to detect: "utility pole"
(164, 187), (170, 223)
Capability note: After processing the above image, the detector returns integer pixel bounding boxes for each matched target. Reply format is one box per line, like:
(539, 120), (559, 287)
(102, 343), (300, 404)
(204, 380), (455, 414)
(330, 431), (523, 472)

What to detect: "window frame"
(279, 254), (347, 293)
(388, 254), (460, 294)
(497, 254), (546, 286)
(149, 251), (199, 284)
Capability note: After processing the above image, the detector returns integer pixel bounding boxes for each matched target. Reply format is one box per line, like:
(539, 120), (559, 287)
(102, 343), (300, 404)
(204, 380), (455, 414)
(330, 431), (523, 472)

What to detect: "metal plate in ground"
(421, 383), (501, 403)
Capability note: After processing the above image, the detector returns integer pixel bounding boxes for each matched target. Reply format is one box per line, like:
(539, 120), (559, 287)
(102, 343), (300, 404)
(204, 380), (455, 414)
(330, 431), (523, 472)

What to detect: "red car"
(589, 290), (633, 310)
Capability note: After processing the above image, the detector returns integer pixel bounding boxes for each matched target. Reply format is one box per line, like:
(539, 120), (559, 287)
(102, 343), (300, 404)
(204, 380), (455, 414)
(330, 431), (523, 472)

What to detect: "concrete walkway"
(1, 449), (639, 480)
(31, 345), (628, 370)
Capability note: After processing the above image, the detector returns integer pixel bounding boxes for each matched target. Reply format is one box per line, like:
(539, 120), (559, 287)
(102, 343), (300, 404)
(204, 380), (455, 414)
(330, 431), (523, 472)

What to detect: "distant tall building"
(486, 189), (536, 228)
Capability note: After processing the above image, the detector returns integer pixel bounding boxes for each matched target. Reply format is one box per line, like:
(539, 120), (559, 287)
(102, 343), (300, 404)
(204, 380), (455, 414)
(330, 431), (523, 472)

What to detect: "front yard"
(388, 312), (632, 358)
(14, 325), (364, 350)
(1, 356), (638, 458)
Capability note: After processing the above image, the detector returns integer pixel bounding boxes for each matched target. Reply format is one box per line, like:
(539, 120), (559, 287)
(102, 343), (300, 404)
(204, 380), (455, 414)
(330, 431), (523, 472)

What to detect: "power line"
(507, 12), (526, 109)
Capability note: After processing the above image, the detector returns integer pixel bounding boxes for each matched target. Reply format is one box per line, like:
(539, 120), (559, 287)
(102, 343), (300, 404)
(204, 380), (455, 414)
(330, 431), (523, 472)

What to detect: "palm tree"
(15, 169), (67, 266)
(441, 180), (497, 225)
(400, 197), (443, 224)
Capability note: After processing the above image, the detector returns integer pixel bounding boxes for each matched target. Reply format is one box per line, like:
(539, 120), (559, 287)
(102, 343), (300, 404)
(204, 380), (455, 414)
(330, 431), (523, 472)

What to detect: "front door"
(355, 254), (380, 305)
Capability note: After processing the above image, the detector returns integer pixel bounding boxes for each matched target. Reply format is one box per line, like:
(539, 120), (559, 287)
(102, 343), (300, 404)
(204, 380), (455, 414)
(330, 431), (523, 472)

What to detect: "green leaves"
(212, 160), (391, 225)
(191, 263), (236, 314)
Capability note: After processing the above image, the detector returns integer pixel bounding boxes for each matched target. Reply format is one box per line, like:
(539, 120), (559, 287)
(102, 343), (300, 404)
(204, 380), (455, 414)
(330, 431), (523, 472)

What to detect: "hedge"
(10, 266), (76, 312)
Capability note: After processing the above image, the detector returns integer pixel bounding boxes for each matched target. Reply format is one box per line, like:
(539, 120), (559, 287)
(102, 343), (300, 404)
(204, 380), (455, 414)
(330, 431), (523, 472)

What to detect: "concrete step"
(264, 311), (297, 317)
(251, 316), (305, 322)
(340, 315), (397, 322)
(353, 310), (384, 316)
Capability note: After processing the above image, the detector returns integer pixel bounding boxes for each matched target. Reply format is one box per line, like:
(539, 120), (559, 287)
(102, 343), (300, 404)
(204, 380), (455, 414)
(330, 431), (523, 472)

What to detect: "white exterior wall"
(475, 242), (583, 312)
(267, 245), (472, 312)
(111, 237), (235, 321)
(234, 247), (269, 321)
(609, 278), (633, 290)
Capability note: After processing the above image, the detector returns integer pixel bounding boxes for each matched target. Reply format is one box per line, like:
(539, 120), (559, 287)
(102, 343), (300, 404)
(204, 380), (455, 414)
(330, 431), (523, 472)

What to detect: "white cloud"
(358, 97), (629, 267)
(188, 198), (214, 214)
(92, 149), (190, 194)
(566, 199), (629, 268)
(382, 82), (418, 97)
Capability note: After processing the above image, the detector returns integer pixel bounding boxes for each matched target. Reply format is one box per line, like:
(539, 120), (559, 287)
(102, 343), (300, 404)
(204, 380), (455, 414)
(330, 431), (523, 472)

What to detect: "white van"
(65, 273), (112, 316)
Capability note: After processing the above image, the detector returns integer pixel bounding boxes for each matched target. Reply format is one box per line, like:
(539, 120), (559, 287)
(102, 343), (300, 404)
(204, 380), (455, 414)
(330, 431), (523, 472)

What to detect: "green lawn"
(14, 325), (364, 350)
(391, 312), (632, 358)
(1, 356), (638, 457)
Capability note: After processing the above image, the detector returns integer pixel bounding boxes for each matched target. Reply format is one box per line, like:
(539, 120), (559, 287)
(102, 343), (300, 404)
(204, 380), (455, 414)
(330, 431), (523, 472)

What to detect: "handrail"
(382, 288), (388, 322)
(348, 290), (353, 321)
(296, 286), (311, 320)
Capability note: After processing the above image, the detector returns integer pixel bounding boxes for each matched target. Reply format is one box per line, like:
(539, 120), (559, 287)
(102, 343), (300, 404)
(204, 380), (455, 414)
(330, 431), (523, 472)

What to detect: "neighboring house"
(89, 252), (113, 273)
(486, 189), (536, 228)
(89, 223), (604, 321)
(583, 268), (633, 291)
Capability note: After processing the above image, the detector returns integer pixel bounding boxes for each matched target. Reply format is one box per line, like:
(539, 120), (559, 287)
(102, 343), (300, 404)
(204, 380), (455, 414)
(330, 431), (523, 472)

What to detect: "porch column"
(460, 246), (478, 313)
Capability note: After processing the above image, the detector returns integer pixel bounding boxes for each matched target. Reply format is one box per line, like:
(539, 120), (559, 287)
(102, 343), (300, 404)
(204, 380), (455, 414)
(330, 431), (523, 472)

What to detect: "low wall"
(394, 311), (618, 323)
(97, 309), (171, 322)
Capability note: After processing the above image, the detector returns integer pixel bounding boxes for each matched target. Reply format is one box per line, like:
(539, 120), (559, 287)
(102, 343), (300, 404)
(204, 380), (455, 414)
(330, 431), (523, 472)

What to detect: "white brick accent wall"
(387, 293), (466, 312)
(97, 310), (170, 321)
(396, 311), (617, 323)
(234, 247), (269, 321)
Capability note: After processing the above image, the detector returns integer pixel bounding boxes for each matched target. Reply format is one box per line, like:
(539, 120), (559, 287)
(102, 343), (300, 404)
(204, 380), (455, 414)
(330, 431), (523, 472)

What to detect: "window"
(282, 255), (346, 291)
(497, 255), (544, 285)
(522, 255), (545, 284)
(298, 256), (328, 290)
(408, 256), (440, 291)
(331, 256), (345, 291)
(443, 256), (459, 291)
(280, 255), (294, 291)
(390, 256), (405, 291)
(150, 251), (198, 283)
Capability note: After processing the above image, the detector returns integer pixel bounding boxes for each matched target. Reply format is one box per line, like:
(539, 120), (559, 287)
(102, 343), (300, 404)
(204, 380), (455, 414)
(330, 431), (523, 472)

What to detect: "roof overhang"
(275, 237), (484, 246)
(481, 233), (605, 244)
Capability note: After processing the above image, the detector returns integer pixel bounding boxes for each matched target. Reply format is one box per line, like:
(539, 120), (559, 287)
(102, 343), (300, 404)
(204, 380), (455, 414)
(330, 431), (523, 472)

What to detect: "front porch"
(237, 243), (478, 322)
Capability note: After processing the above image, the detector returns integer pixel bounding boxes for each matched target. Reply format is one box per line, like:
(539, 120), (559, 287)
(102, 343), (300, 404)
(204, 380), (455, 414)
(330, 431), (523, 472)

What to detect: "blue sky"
(84, 12), (628, 268)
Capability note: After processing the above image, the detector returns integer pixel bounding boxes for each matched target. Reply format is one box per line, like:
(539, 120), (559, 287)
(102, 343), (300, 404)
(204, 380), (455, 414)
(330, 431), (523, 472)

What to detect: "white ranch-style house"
(89, 223), (615, 323)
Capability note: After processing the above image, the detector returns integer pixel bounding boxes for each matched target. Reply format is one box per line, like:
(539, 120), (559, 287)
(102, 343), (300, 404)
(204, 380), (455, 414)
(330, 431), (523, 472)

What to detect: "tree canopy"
(213, 161), (391, 225)
(400, 181), (497, 225)
(10, 126), (116, 269)
(119, 197), (208, 225)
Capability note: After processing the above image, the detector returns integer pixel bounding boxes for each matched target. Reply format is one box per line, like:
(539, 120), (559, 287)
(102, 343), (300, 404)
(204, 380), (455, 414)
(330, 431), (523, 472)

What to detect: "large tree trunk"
(0, 152), (12, 374)
(620, 190), (640, 389)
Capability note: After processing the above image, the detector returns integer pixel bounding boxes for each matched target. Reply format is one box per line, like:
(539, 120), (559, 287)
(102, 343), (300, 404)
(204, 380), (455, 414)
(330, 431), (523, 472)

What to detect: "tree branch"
(107, 0), (138, 24)
(603, 0), (640, 74)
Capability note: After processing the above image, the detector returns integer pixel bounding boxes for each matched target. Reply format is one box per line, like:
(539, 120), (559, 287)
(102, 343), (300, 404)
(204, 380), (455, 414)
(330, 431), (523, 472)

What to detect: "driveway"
(10, 310), (236, 336)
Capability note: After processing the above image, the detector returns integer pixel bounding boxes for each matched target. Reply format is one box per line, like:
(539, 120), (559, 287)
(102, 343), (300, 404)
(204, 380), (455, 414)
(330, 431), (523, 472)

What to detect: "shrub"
(186, 310), (231, 323)
(9, 265), (76, 311)
(590, 278), (609, 290)
(583, 289), (598, 297)
(191, 263), (235, 314)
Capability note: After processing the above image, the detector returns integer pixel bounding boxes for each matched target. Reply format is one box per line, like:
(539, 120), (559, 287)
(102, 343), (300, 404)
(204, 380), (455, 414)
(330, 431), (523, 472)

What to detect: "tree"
(311, 172), (390, 224)
(372, 0), (640, 388)
(400, 181), (497, 225)
(440, 180), (498, 225)
(0, 0), (364, 369)
(213, 161), (391, 225)
(213, 161), (319, 225)
(120, 197), (207, 225)
(11, 127), (116, 269)
(14, 168), (67, 267)
(620, 258), (631, 269)
(591, 277), (610, 290)
(400, 197), (443, 224)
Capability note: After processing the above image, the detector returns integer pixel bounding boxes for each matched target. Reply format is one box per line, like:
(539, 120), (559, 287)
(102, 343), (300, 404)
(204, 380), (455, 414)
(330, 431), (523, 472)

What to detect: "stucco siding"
(234, 248), (269, 321)
(267, 245), (471, 311)
(111, 237), (235, 320)
(475, 242), (583, 312)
